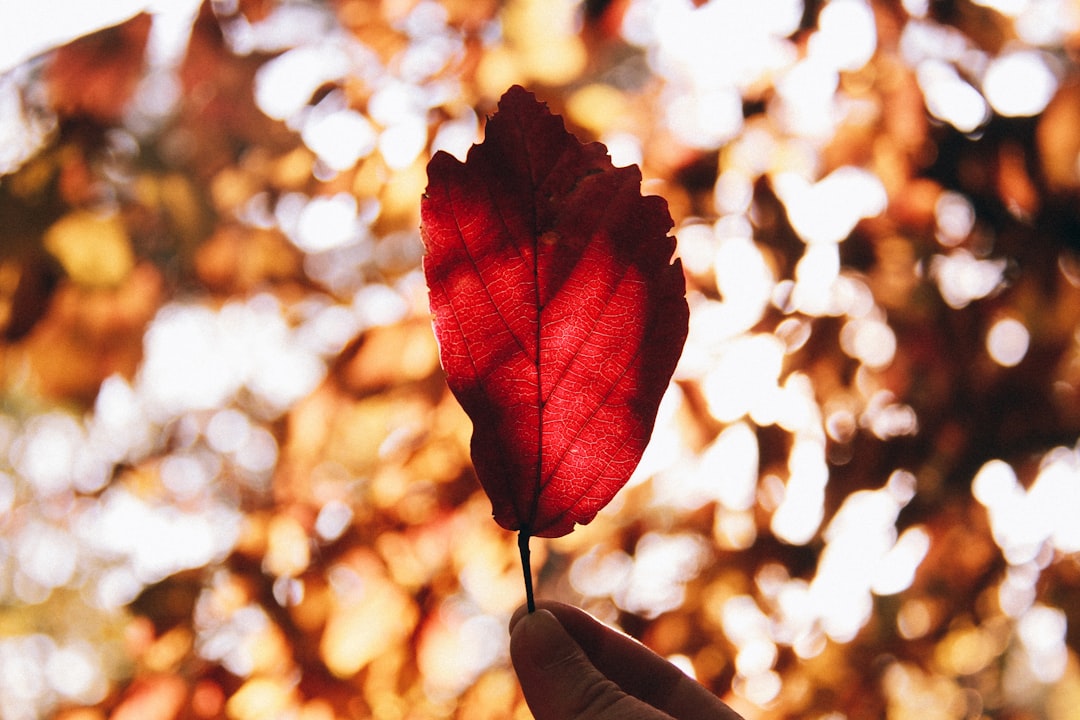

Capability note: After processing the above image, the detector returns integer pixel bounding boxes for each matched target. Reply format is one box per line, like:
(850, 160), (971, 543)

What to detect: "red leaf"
(421, 86), (688, 539)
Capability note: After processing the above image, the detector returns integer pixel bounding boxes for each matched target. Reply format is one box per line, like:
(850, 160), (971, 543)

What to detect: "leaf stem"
(518, 530), (535, 613)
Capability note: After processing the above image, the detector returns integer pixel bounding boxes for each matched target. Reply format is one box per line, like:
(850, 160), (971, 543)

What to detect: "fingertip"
(508, 603), (531, 634)
(509, 600), (573, 635)
(510, 609), (577, 671)
(510, 608), (560, 641)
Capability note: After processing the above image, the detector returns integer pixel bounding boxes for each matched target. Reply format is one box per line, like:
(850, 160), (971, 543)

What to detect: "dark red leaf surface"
(421, 86), (688, 539)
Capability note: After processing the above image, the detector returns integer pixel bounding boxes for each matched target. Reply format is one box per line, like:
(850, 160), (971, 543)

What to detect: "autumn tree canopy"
(1, 1), (1079, 719)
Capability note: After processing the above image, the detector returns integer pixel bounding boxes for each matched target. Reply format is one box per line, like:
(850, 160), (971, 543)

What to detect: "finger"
(511, 602), (744, 720)
(510, 609), (665, 720)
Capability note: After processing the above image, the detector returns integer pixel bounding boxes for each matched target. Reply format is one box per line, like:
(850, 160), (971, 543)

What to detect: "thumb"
(509, 610), (651, 720)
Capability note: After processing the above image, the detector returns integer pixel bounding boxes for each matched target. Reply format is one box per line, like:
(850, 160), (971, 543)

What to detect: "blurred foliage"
(2, 0), (1080, 719)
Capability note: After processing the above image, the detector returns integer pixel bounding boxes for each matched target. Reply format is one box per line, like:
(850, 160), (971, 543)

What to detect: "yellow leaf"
(566, 84), (630, 137)
(264, 514), (311, 577)
(226, 677), (295, 720)
(320, 555), (418, 677)
(43, 210), (134, 287)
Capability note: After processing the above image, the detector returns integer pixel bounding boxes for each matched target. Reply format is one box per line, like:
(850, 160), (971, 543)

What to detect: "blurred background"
(2, 0), (1080, 718)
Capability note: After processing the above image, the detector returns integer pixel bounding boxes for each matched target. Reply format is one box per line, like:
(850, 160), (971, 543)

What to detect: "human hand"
(509, 601), (745, 720)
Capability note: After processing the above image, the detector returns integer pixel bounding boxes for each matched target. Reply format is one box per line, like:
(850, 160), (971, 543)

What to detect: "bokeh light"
(987, 317), (1030, 367)
(983, 50), (1058, 117)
